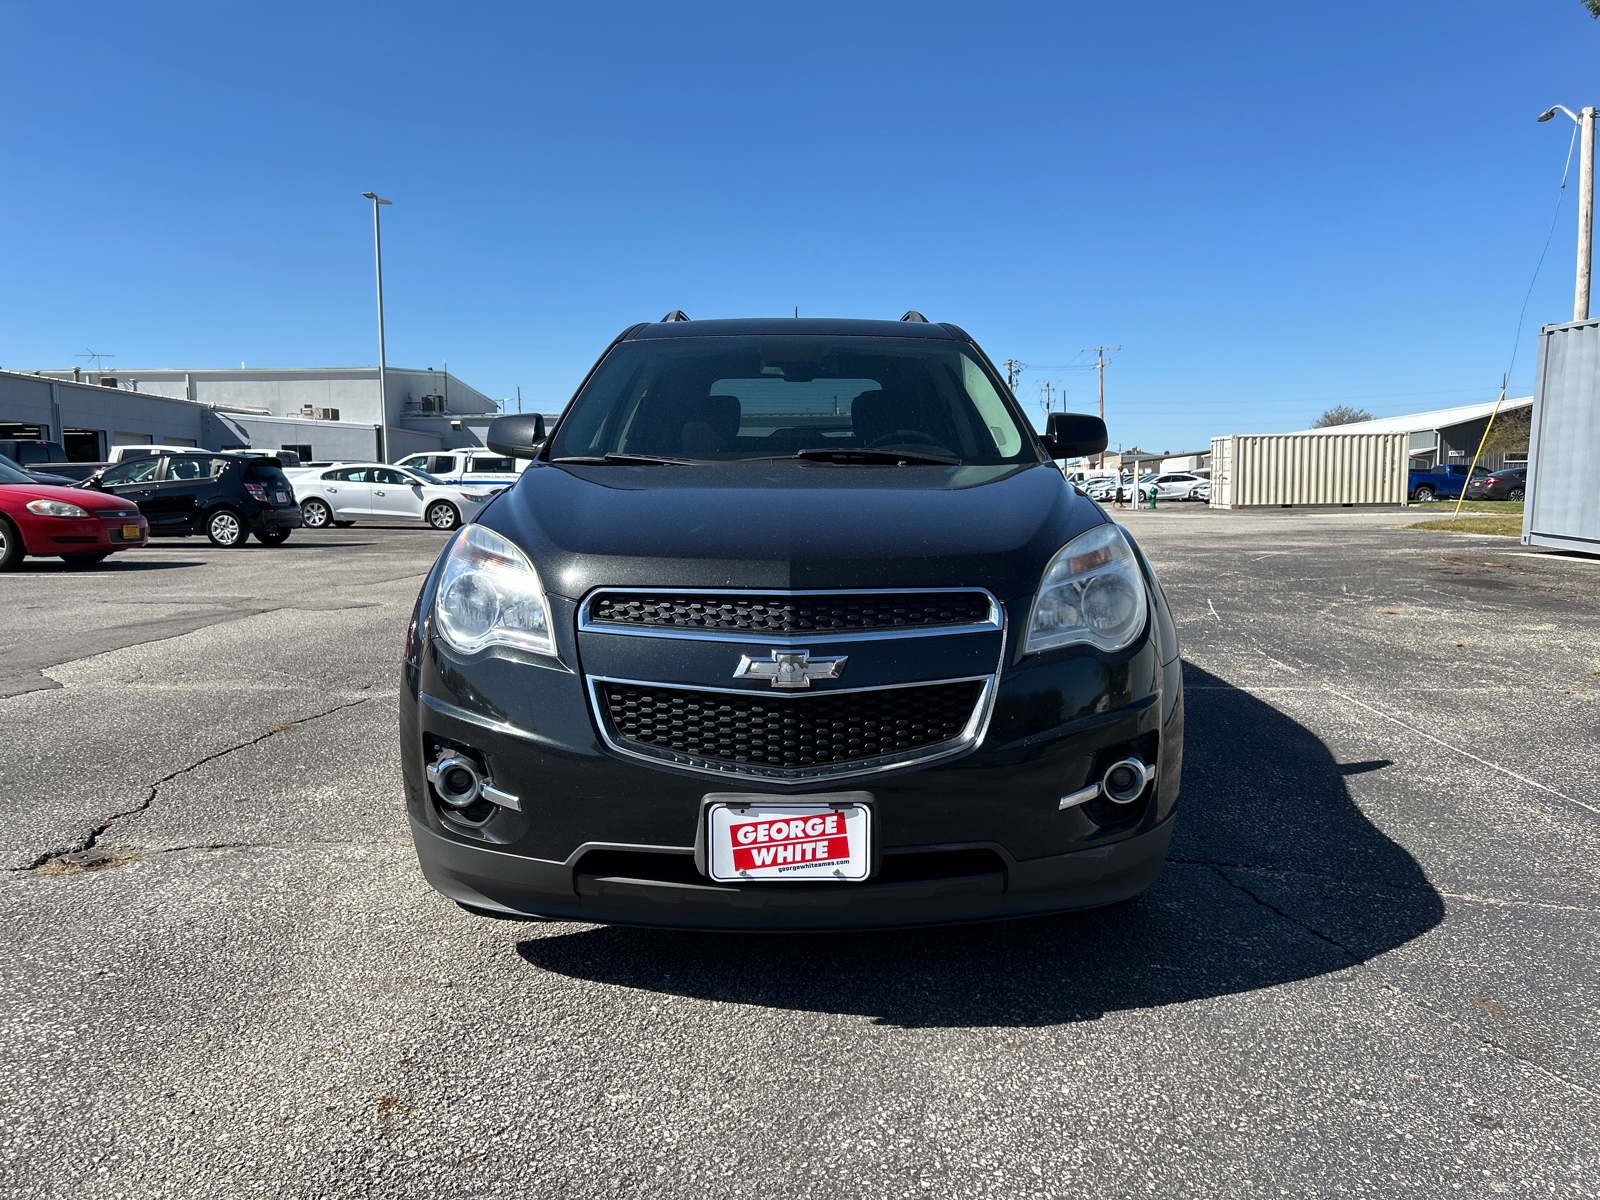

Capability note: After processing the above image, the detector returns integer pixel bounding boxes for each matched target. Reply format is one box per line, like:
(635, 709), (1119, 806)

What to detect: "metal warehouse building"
(0, 364), (502, 463)
(1289, 398), (1533, 474)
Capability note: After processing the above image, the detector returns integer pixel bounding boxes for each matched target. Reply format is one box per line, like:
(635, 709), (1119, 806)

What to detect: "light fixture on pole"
(1538, 105), (1596, 321)
(361, 192), (393, 458)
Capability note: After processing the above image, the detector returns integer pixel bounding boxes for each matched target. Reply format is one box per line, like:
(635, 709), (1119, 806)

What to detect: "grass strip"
(1404, 516), (1524, 536)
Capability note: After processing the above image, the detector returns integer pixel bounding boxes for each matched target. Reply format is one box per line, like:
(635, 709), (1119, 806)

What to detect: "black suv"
(400, 315), (1184, 930)
(85, 452), (301, 547)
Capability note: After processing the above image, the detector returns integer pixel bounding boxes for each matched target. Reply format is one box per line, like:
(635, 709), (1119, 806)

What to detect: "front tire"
(254, 528), (291, 546)
(0, 517), (24, 571)
(206, 508), (247, 548)
(426, 501), (461, 531)
(60, 551), (112, 567)
(300, 498), (331, 529)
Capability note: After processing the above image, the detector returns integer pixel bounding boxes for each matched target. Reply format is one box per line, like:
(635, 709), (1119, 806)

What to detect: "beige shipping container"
(1209, 432), (1409, 508)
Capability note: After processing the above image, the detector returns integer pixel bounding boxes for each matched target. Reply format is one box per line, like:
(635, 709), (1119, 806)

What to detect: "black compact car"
(84, 452), (301, 547)
(1464, 468), (1526, 502)
(400, 315), (1184, 930)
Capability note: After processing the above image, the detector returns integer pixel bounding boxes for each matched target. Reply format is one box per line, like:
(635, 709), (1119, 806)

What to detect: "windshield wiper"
(788, 446), (961, 466)
(551, 453), (696, 466)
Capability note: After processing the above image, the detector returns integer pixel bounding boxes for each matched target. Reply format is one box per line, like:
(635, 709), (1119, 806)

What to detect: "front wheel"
(254, 528), (291, 546)
(206, 507), (247, 548)
(60, 551), (112, 567)
(426, 501), (461, 531)
(1508, 487), (1525, 502)
(1412, 485), (1436, 503)
(301, 498), (331, 529)
(0, 518), (24, 571)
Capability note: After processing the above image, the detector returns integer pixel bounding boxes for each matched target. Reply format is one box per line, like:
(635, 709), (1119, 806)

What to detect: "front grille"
(98, 509), (139, 520)
(599, 679), (985, 770)
(587, 591), (993, 635)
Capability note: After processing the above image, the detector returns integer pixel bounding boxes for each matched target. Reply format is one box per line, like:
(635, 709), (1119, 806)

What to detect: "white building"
(12, 365), (503, 462)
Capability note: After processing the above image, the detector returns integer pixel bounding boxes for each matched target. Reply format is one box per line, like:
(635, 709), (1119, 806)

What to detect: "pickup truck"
(1408, 464), (1490, 502)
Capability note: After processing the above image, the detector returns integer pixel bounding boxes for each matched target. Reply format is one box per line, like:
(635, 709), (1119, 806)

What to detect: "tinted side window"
(101, 458), (161, 485)
(372, 468), (407, 485)
(164, 456), (221, 481)
(469, 456), (514, 472)
(429, 456), (458, 474)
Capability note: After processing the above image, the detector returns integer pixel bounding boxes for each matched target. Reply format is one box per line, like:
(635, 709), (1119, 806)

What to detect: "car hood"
(480, 461), (1104, 601)
(0, 482), (137, 512)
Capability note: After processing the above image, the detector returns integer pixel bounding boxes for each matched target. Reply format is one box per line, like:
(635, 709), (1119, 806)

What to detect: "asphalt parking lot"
(3, 509), (1598, 1199)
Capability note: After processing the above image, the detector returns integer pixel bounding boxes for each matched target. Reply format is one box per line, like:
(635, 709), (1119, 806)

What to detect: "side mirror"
(1042, 412), (1108, 459)
(486, 414), (546, 459)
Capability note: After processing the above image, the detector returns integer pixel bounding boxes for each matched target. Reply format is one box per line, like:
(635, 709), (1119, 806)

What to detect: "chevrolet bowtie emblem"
(734, 649), (848, 689)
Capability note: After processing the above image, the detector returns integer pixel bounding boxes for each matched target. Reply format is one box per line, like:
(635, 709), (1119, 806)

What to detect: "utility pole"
(1581, 107), (1595, 321)
(1038, 379), (1059, 425)
(1538, 105), (1597, 320)
(1081, 345), (1120, 467)
(1003, 359), (1025, 392)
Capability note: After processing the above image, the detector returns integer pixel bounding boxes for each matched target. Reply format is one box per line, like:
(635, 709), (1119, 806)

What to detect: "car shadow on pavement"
(515, 663), (1444, 1028)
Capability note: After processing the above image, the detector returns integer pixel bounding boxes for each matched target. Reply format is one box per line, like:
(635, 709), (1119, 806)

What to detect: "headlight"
(1023, 523), (1149, 655)
(26, 499), (90, 518)
(433, 524), (554, 657)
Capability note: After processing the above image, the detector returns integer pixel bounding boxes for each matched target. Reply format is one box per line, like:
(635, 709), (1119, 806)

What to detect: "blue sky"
(3, 1), (1597, 453)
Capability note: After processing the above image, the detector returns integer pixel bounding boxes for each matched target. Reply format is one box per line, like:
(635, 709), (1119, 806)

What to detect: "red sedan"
(0, 456), (148, 570)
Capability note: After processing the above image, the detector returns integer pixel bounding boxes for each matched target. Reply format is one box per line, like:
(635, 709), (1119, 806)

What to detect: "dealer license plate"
(706, 801), (870, 883)
(122, 524), (141, 540)
(274, 491), (290, 504)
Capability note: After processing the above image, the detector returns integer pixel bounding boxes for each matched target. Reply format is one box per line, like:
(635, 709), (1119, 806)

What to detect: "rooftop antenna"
(75, 349), (116, 373)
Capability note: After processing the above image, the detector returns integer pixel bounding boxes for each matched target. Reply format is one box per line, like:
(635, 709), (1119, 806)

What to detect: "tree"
(1586, 0), (1600, 17)
(1479, 406), (1531, 460)
(1311, 405), (1374, 428)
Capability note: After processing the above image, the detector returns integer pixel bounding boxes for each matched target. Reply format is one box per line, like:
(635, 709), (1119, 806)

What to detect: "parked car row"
(0, 447), (498, 571)
(1080, 471), (1209, 504)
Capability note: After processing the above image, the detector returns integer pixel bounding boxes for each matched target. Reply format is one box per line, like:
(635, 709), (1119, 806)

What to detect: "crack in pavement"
(1195, 862), (1362, 959)
(17, 697), (376, 872)
(1378, 982), (1600, 1101)
(1178, 864), (1600, 1099)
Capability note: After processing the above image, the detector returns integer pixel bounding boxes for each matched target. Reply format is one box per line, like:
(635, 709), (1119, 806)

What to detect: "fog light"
(427, 754), (483, 808)
(1101, 757), (1153, 804)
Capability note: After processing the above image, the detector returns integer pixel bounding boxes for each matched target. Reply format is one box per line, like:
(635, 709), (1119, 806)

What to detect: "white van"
(394, 449), (528, 493)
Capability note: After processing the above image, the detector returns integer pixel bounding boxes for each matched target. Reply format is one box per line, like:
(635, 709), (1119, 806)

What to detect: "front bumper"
(401, 600), (1184, 930)
(410, 811), (1176, 931)
(20, 513), (148, 555)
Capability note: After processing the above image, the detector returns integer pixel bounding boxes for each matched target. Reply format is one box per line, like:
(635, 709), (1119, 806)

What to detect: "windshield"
(0, 456), (33, 485)
(548, 336), (1033, 465)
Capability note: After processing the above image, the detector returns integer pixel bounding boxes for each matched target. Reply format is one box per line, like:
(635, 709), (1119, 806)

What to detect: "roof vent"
(900, 310), (929, 323)
(660, 310), (691, 322)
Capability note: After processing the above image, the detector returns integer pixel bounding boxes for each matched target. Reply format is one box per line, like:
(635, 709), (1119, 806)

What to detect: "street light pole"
(1538, 106), (1596, 321)
(361, 192), (393, 458)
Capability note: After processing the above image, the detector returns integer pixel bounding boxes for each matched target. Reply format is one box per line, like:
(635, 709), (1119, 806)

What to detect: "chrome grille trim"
(577, 586), (1003, 644)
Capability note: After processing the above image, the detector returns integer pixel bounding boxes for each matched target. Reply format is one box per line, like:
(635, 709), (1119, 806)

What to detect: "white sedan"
(285, 463), (494, 531)
(1138, 472), (1208, 503)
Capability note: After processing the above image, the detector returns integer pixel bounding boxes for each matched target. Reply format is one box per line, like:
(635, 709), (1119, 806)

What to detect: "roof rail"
(900, 310), (929, 323)
(660, 310), (691, 322)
